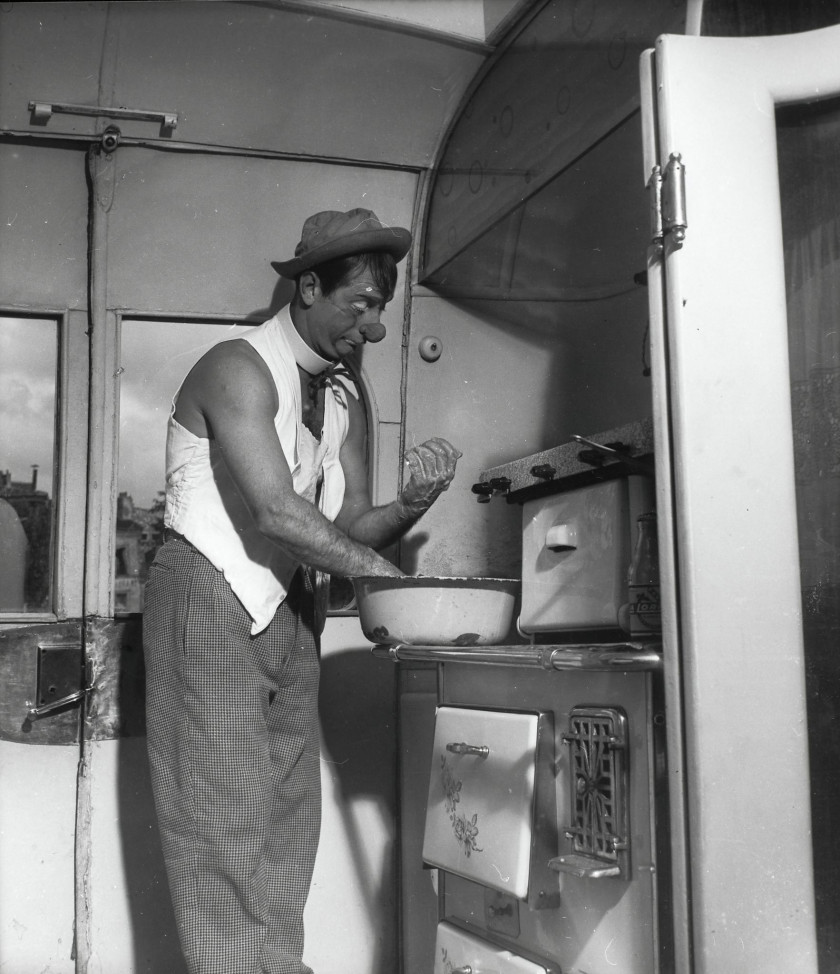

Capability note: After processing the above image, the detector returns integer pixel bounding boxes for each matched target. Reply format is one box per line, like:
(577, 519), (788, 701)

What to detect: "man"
(143, 208), (460, 974)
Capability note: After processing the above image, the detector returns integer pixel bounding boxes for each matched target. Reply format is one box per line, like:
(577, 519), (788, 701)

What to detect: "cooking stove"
(400, 418), (671, 974)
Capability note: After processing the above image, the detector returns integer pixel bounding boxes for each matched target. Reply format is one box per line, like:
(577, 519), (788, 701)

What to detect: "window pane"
(117, 319), (237, 615)
(0, 316), (57, 613)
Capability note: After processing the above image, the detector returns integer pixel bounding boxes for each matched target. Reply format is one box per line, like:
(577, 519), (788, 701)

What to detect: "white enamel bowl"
(351, 576), (519, 646)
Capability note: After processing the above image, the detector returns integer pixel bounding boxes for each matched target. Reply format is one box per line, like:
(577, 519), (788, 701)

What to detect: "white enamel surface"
(434, 921), (549, 974)
(0, 742), (76, 974)
(648, 24), (840, 974)
(354, 579), (518, 645)
(520, 478), (653, 632)
(422, 707), (538, 898)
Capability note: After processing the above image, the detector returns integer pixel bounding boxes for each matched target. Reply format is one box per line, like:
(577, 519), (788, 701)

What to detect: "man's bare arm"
(182, 342), (403, 578)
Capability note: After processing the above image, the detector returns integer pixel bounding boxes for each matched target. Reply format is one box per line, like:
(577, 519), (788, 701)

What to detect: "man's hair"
(303, 251), (398, 302)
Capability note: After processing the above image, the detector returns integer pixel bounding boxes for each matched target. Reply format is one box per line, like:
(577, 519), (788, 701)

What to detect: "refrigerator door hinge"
(648, 152), (687, 252)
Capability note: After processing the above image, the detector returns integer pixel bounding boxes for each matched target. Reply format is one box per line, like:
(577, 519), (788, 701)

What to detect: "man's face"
(308, 267), (389, 361)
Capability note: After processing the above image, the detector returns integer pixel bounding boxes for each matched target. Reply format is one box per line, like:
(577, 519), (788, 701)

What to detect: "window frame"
(0, 307), (88, 624)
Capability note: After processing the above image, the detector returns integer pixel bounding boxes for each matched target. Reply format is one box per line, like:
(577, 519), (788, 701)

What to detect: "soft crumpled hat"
(271, 208), (412, 278)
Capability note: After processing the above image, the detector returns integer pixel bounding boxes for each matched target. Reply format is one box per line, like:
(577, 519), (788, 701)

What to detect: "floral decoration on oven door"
(441, 754), (483, 856)
(422, 706), (559, 907)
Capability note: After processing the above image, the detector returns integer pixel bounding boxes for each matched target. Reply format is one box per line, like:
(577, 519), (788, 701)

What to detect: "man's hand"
(399, 438), (462, 518)
(337, 414), (461, 552)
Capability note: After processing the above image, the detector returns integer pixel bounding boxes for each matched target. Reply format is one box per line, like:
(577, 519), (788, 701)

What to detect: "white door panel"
(645, 23), (840, 974)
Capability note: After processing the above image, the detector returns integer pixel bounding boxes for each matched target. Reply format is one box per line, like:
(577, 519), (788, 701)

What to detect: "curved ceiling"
(0, 0), (526, 170)
(421, 0), (688, 281)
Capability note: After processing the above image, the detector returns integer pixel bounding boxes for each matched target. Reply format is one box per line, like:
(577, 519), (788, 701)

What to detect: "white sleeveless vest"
(163, 307), (349, 634)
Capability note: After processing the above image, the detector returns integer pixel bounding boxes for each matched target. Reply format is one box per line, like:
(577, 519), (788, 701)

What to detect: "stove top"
(474, 416), (654, 505)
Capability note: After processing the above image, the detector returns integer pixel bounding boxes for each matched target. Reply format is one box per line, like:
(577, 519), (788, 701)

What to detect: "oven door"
(422, 706), (557, 907)
(434, 921), (555, 974)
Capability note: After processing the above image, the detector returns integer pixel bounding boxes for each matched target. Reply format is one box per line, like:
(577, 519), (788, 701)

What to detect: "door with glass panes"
(0, 140), (238, 972)
(0, 137), (91, 973)
(642, 22), (840, 974)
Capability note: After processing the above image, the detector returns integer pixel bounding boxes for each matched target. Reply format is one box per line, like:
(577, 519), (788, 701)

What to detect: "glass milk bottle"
(628, 512), (661, 639)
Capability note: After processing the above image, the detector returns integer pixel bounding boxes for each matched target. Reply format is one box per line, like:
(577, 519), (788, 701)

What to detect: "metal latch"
(29, 100), (179, 135)
(648, 152), (687, 252)
(27, 640), (88, 720)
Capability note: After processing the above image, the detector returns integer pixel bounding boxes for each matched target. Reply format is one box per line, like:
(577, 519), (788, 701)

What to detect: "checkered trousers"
(144, 537), (321, 974)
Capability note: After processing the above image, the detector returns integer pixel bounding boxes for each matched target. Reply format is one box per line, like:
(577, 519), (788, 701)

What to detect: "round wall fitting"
(418, 336), (443, 362)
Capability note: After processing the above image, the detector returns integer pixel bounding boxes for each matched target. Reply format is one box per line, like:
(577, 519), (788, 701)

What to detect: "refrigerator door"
(641, 22), (840, 973)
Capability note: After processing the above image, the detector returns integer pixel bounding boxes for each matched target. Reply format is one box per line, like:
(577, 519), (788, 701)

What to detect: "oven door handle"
(545, 523), (577, 551)
(446, 742), (490, 758)
(548, 854), (622, 879)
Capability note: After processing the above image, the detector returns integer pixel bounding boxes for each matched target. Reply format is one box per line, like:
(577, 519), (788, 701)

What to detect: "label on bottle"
(628, 584), (661, 636)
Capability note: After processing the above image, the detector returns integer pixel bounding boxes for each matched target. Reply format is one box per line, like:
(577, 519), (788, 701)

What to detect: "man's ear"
(298, 270), (321, 307)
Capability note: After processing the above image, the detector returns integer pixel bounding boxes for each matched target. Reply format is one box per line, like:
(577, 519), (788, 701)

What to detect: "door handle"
(548, 853), (621, 879)
(27, 688), (87, 719)
(545, 523), (577, 551)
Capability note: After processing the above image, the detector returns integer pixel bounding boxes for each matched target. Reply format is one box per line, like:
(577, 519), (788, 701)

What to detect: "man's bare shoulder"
(176, 338), (275, 435)
(198, 336), (266, 373)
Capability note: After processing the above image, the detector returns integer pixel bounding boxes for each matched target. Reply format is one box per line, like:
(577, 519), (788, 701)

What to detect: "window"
(0, 315), (57, 613)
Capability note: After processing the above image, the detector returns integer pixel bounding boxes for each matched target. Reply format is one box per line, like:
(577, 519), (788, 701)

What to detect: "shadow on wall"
(398, 530), (429, 576)
(113, 627), (187, 974)
(117, 735), (187, 973)
(253, 274), (296, 321)
(315, 643), (399, 974)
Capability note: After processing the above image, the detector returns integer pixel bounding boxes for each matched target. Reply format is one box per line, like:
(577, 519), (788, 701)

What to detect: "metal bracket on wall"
(28, 100), (179, 135)
(0, 623), (84, 743)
